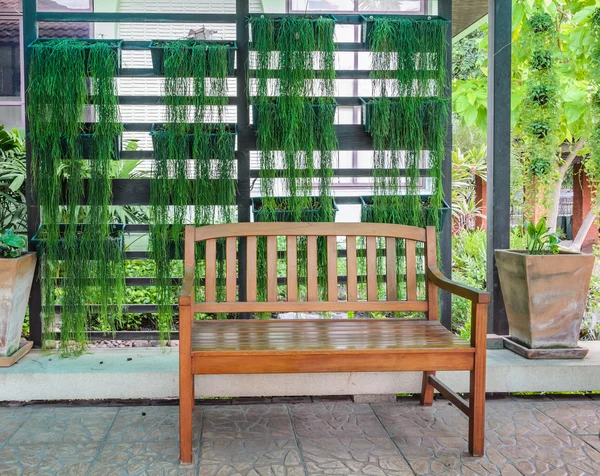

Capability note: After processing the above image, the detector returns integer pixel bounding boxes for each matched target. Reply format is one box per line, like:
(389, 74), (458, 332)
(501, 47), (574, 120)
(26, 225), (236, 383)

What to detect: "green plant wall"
(367, 17), (448, 230)
(28, 39), (125, 355)
(151, 42), (235, 341)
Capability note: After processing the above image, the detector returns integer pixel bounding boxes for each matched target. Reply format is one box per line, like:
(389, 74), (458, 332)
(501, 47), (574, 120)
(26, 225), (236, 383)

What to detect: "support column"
(573, 162), (598, 252)
(438, 0), (453, 330)
(486, 0), (512, 335)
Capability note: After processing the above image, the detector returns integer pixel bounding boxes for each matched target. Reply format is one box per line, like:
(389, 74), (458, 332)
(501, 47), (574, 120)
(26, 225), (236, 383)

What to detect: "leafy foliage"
(0, 126), (26, 231)
(524, 218), (560, 254)
(0, 230), (26, 258)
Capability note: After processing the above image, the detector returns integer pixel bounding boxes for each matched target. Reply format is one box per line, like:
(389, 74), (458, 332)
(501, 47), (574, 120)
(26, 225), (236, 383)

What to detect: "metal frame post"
(486, 0), (511, 335)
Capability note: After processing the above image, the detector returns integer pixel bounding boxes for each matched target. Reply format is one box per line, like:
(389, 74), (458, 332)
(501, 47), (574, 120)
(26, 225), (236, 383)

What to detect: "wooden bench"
(178, 223), (489, 463)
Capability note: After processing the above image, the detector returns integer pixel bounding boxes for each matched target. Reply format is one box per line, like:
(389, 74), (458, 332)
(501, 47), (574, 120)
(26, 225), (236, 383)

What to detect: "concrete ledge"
(2, 342), (600, 401)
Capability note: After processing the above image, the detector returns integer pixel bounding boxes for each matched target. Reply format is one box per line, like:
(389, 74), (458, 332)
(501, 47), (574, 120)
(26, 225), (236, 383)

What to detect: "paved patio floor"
(1, 396), (600, 475)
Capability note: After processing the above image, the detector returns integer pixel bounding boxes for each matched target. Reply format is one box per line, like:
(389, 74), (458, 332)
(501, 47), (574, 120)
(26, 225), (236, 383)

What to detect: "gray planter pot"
(0, 253), (37, 357)
(495, 249), (595, 349)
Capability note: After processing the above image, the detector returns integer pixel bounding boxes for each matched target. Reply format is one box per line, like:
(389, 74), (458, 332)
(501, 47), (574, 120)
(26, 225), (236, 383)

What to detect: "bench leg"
(180, 371), (194, 464)
(420, 371), (435, 406)
(469, 364), (486, 456)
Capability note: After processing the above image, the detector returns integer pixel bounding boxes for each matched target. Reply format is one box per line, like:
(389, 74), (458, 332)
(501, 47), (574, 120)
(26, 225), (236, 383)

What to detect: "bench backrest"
(183, 223), (438, 318)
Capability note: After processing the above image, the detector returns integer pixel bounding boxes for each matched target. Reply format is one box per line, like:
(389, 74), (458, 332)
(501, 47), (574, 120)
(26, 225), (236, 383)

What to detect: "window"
(289, 0), (425, 14)
(0, 19), (20, 100)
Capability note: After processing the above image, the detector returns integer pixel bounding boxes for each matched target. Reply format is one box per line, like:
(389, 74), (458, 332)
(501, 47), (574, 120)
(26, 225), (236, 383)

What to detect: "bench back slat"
(405, 239), (417, 301)
(186, 223), (435, 313)
(287, 236), (298, 302)
(226, 237), (237, 302)
(346, 236), (358, 302)
(246, 236), (257, 302)
(307, 235), (318, 302)
(386, 237), (397, 301)
(205, 239), (217, 303)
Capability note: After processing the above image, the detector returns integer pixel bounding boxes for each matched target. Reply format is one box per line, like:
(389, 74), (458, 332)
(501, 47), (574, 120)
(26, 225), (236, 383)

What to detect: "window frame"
(0, 14), (25, 127)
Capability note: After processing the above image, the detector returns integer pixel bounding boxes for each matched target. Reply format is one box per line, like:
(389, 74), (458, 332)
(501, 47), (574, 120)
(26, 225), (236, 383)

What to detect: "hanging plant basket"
(252, 197), (338, 223)
(32, 224), (126, 257)
(360, 195), (449, 226)
(249, 14), (337, 47)
(72, 123), (121, 159)
(150, 123), (238, 155)
(359, 15), (449, 49)
(148, 40), (237, 76)
(252, 99), (338, 137)
(28, 38), (123, 72)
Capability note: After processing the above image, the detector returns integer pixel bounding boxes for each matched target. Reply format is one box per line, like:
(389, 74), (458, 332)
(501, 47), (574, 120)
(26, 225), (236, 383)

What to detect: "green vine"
(587, 9), (600, 193)
(28, 39), (124, 355)
(519, 12), (560, 220)
(152, 42), (234, 339)
(250, 15), (337, 302)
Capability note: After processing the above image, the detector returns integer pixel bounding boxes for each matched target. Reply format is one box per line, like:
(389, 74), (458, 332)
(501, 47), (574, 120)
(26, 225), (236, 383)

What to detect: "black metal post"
(438, 0), (452, 329)
(487, 0), (511, 335)
(23, 0), (41, 347)
(236, 0), (251, 318)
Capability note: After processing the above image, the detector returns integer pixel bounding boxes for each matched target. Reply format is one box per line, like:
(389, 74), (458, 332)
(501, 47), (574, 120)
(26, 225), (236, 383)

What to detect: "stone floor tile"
(487, 433), (600, 475)
(393, 436), (517, 475)
(485, 400), (570, 438)
(9, 406), (117, 444)
(198, 438), (304, 476)
(372, 401), (468, 438)
(299, 436), (413, 475)
(289, 402), (388, 439)
(0, 407), (32, 446)
(106, 406), (202, 442)
(0, 443), (98, 475)
(88, 441), (196, 476)
(202, 404), (294, 439)
(532, 400), (600, 435)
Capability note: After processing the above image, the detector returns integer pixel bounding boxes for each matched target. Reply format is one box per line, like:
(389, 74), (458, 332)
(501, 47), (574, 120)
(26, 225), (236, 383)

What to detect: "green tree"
(453, 0), (600, 247)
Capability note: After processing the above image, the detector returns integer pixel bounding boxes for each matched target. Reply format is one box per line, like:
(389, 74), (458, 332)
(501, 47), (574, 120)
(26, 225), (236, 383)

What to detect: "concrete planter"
(495, 249), (595, 349)
(0, 253), (37, 357)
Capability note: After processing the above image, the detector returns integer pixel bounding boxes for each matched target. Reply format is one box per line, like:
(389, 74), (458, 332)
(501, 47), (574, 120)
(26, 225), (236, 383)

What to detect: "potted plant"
(148, 40), (237, 76)
(496, 218), (595, 359)
(0, 231), (36, 365)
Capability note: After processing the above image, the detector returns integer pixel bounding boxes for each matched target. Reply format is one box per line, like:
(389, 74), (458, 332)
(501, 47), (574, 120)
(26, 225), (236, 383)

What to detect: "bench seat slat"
(191, 320), (471, 353)
(194, 301), (428, 313)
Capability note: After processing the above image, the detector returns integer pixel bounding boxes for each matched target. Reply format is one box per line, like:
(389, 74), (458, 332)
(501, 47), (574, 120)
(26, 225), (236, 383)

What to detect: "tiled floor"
(2, 396), (600, 475)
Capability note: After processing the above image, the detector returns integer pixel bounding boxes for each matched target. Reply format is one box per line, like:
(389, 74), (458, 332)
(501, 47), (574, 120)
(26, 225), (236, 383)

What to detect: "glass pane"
(0, 0), (19, 12)
(0, 105), (23, 129)
(290, 0), (355, 12)
(38, 22), (92, 38)
(0, 20), (20, 100)
(358, 0), (422, 12)
(37, 0), (92, 11)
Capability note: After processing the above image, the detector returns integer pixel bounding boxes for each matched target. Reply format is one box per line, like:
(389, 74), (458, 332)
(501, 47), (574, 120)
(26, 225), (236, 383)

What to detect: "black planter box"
(252, 197), (338, 223)
(148, 40), (236, 76)
(359, 14), (449, 49)
(28, 38), (123, 73)
(72, 123), (121, 159)
(32, 223), (126, 256)
(150, 123), (238, 157)
(360, 195), (449, 226)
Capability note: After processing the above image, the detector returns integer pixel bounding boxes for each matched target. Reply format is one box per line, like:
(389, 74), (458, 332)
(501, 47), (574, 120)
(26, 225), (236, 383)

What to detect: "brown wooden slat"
(346, 236), (357, 302)
(386, 237), (397, 301)
(425, 226), (438, 320)
(307, 235), (318, 302)
(194, 222), (427, 242)
(366, 236), (377, 301)
(226, 237), (236, 302)
(195, 301), (428, 313)
(246, 236), (257, 302)
(327, 236), (338, 302)
(405, 239), (417, 301)
(205, 239), (217, 303)
(267, 235), (278, 302)
(287, 236), (298, 302)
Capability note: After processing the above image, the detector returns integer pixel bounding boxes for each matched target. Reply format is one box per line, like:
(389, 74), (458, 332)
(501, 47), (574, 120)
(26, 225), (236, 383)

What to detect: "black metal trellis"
(23, 1), (454, 345)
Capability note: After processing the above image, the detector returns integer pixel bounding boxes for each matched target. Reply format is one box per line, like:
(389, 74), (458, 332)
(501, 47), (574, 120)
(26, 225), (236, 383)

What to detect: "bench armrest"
(179, 266), (195, 306)
(427, 266), (489, 304)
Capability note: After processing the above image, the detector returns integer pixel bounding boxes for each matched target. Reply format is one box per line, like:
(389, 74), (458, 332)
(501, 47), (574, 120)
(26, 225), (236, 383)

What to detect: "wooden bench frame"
(179, 223), (489, 463)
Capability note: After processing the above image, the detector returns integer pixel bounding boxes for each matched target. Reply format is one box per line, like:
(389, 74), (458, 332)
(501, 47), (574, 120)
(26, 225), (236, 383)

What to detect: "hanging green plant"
(250, 15), (337, 302)
(28, 39), (125, 355)
(151, 41), (234, 340)
(586, 10), (600, 197)
(519, 11), (560, 220)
